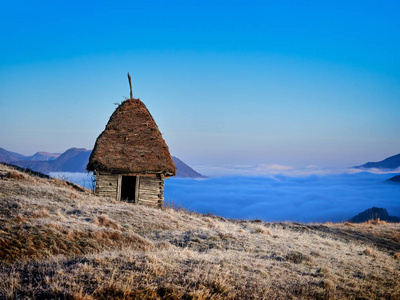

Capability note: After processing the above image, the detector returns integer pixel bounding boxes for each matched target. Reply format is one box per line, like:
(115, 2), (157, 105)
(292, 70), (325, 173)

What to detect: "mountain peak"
(355, 153), (400, 170)
(387, 175), (400, 183)
(0, 147), (27, 162)
(172, 156), (206, 178)
(29, 152), (60, 161)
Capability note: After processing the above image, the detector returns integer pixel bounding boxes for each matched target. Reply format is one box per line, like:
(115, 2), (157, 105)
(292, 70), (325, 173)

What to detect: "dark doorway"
(121, 176), (137, 202)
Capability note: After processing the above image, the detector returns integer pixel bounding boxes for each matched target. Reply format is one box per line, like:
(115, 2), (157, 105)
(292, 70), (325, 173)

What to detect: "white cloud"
(195, 164), (400, 177)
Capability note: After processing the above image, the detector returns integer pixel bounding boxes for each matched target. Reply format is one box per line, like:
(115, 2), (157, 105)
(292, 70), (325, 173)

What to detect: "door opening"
(121, 176), (137, 202)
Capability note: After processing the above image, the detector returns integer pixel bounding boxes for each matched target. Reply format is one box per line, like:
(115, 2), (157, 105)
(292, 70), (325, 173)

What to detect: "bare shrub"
(93, 215), (121, 230)
(320, 278), (336, 300)
(6, 170), (28, 180)
(344, 222), (354, 227)
(285, 251), (312, 264)
(251, 226), (271, 235)
(362, 248), (372, 256)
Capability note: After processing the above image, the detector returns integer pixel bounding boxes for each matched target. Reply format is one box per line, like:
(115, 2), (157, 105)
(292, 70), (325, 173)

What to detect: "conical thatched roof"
(87, 98), (176, 176)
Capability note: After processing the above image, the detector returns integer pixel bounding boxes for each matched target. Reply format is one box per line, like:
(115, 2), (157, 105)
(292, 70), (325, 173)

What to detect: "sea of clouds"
(50, 166), (400, 223)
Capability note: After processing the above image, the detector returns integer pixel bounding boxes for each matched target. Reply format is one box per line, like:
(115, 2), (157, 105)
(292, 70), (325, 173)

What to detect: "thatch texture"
(87, 99), (176, 176)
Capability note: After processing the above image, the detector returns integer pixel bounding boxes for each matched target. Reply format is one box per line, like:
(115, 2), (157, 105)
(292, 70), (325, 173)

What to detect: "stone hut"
(87, 98), (176, 207)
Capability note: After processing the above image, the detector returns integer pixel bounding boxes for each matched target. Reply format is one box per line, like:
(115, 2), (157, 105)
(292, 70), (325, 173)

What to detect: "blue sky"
(1, 0), (399, 170)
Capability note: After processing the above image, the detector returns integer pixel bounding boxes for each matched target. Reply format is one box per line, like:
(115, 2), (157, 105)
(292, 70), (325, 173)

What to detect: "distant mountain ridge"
(0, 147), (205, 178)
(0, 148), (60, 163)
(388, 175), (400, 183)
(172, 156), (207, 178)
(355, 153), (400, 170)
(348, 207), (400, 223)
(8, 148), (92, 173)
(26, 152), (60, 161)
(0, 147), (26, 163)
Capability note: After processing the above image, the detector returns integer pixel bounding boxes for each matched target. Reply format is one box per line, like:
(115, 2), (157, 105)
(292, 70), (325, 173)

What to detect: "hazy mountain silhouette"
(387, 175), (400, 183)
(9, 148), (91, 173)
(348, 207), (400, 223)
(50, 148), (91, 172)
(26, 152), (60, 161)
(11, 160), (53, 173)
(355, 153), (400, 170)
(0, 147), (26, 163)
(172, 156), (206, 178)
(1, 147), (205, 178)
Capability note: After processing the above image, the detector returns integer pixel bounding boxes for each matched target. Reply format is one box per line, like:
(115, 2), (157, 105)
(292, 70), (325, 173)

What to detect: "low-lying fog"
(50, 168), (400, 223)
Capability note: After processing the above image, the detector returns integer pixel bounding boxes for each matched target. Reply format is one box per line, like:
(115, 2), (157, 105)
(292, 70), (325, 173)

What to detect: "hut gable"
(87, 98), (176, 176)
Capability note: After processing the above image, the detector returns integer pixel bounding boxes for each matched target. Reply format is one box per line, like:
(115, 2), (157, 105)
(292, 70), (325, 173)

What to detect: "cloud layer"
(51, 170), (400, 223)
(164, 172), (400, 222)
(194, 164), (400, 177)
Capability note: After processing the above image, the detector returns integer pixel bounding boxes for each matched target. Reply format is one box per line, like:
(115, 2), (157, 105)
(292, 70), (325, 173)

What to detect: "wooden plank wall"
(138, 176), (164, 207)
(95, 173), (164, 207)
(95, 174), (118, 199)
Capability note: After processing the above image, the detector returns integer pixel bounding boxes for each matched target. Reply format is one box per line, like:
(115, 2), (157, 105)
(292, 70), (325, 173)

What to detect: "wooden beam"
(116, 175), (122, 201)
(137, 198), (159, 204)
(139, 187), (161, 193)
(139, 194), (161, 201)
(127, 72), (133, 99)
(135, 176), (140, 204)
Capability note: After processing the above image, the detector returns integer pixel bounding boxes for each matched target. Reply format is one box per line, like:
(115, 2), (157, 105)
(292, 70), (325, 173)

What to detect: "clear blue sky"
(1, 0), (399, 169)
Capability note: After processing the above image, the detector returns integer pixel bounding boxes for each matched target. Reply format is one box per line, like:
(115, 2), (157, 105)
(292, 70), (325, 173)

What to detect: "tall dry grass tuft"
(366, 218), (387, 225)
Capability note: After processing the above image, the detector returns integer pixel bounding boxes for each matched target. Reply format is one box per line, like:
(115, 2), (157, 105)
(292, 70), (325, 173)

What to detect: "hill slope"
(0, 163), (399, 299)
(355, 153), (400, 170)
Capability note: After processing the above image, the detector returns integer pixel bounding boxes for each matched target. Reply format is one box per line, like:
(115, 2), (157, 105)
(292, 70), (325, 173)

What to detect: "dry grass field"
(0, 163), (399, 299)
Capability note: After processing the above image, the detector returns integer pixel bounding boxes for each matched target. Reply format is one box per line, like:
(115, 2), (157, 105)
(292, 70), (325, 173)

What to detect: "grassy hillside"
(0, 163), (399, 299)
